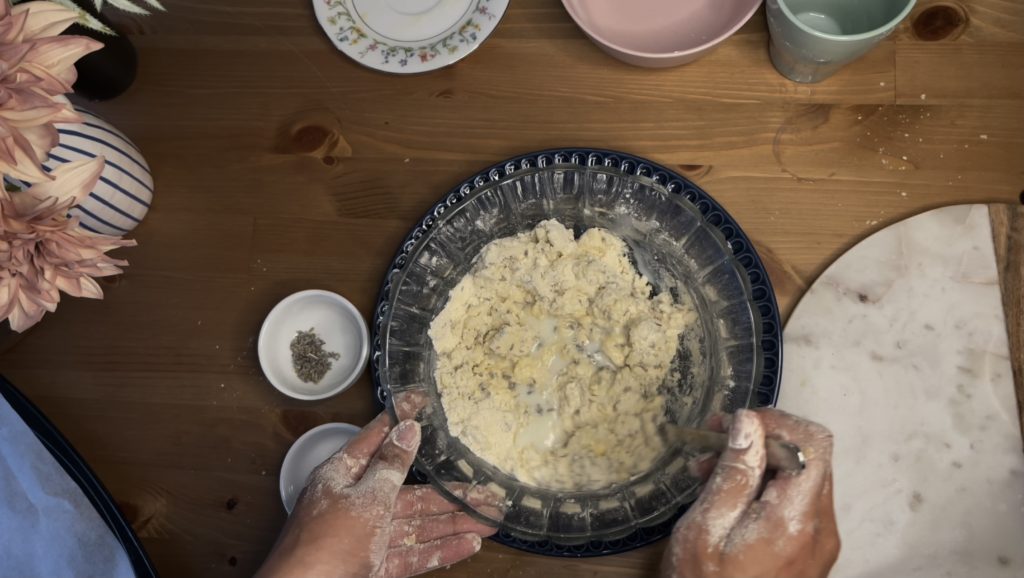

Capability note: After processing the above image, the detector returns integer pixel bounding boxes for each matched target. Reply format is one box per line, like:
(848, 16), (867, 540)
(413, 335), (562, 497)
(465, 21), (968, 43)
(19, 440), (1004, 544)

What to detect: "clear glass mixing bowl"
(379, 164), (761, 544)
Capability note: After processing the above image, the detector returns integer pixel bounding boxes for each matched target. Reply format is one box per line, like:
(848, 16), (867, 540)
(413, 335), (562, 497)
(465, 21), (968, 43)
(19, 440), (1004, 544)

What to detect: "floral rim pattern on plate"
(315, 0), (508, 73)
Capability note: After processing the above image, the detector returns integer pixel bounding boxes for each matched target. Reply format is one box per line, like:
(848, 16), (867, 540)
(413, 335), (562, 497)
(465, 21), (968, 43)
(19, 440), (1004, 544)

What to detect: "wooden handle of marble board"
(989, 203), (1024, 445)
(666, 426), (806, 472)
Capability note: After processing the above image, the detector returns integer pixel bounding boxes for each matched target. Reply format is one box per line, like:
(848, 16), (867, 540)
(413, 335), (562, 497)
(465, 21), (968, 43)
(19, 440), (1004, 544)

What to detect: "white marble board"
(778, 204), (1024, 578)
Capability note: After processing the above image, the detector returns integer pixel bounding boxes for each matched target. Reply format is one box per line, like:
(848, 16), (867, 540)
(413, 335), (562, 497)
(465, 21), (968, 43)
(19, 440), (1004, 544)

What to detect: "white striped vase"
(5, 106), (154, 236)
(58, 106), (152, 235)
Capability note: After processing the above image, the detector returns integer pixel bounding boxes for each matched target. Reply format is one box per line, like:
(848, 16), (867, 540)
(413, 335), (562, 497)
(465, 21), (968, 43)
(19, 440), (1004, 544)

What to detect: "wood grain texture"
(989, 203), (1024, 445)
(0, 0), (1023, 576)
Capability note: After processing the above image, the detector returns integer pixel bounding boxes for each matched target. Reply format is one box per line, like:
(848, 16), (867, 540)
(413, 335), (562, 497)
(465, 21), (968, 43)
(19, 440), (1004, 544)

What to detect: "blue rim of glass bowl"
(370, 148), (783, 557)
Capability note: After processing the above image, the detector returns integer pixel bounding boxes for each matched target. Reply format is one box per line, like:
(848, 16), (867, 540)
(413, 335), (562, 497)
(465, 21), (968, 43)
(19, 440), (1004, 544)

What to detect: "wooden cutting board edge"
(988, 203), (1024, 447)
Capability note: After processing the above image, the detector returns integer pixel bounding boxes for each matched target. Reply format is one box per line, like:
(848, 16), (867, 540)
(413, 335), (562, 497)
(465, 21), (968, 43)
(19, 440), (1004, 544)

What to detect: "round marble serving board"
(778, 203), (1024, 578)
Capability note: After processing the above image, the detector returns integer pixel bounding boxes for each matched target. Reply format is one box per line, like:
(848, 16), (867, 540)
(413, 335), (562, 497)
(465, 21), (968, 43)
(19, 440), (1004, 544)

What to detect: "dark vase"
(66, 3), (138, 101)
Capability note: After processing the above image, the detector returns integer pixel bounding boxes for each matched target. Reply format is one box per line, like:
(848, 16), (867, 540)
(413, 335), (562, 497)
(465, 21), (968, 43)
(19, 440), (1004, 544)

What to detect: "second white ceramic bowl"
(279, 422), (362, 513)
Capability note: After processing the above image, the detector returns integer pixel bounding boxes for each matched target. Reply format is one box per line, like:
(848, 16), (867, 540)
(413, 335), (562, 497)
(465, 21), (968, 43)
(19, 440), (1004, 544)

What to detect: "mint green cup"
(767, 0), (916, 83)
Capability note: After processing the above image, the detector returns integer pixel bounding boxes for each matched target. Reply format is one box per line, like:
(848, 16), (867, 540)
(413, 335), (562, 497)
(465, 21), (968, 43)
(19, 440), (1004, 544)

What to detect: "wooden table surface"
(1, 1), (1023, 576)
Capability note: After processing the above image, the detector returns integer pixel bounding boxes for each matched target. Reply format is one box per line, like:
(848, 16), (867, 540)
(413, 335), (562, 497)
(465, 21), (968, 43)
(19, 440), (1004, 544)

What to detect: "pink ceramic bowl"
(562, 0), (763, 68)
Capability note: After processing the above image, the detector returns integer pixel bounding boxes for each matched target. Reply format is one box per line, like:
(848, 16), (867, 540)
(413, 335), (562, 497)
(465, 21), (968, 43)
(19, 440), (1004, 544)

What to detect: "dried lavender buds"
(290, 328), (341, 384)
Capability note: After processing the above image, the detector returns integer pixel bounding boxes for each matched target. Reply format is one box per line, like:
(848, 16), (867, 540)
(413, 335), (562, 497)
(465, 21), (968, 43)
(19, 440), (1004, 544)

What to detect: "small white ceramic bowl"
(279, 422), (362, 513)
(258, 290), (369, 401)
(562, 0), (763, 68)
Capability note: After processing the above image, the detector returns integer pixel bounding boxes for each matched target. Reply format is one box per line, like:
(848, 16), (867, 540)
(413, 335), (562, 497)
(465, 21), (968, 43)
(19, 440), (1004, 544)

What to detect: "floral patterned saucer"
(312, 0), (508, 73)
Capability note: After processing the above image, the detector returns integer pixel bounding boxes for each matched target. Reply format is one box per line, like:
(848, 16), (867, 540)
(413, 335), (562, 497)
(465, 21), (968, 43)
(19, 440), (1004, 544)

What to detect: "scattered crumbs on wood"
(980, 134), (988, 140)
(920, 93), (926, 100)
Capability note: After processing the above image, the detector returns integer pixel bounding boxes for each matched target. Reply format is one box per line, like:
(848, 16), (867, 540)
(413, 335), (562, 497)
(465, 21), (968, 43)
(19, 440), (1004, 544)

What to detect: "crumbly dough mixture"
(429, 220), (695, 490)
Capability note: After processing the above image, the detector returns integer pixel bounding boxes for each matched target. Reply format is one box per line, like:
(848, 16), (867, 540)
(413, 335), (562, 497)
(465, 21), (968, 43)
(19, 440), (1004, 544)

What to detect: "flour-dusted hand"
(256, 413), (497, 578)
(662, 409), (840, 578)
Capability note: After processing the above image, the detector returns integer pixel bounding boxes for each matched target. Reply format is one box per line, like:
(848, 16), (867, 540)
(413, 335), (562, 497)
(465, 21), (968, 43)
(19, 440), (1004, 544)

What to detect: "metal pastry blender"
(665, 425), (806, 472)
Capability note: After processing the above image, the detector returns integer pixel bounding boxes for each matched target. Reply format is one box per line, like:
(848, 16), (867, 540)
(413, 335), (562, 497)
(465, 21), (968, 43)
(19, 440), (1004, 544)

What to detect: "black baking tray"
(0, 375), (157, 577)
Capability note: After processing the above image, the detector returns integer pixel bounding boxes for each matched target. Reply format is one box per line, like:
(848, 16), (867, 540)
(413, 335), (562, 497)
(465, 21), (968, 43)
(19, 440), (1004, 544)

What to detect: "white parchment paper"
(0, 397), (134, 578)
